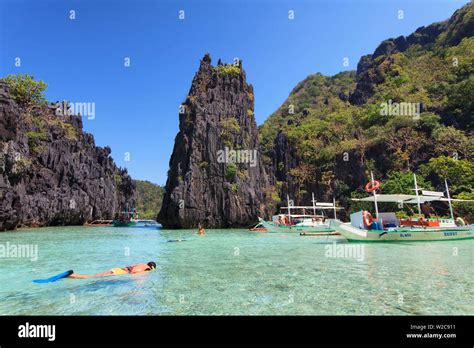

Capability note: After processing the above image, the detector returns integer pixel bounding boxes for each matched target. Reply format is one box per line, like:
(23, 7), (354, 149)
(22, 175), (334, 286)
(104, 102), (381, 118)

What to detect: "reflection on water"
(0, 226), (472, 315)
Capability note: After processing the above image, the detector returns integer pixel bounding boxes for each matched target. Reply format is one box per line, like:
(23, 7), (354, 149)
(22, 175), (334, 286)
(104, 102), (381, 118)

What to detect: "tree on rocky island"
(1, 74), (47, 111)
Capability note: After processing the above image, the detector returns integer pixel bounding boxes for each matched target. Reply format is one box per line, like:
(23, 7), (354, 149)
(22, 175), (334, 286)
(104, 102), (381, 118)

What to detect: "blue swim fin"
(33, 270), (74, 284)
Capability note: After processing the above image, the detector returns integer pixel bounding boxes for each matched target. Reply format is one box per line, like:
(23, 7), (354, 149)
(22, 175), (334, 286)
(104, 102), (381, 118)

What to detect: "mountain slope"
(136, 180), (164, 220)
(259, 2), (474, 220)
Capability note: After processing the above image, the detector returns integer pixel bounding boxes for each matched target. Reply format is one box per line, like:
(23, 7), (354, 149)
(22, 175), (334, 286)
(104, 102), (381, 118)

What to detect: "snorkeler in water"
(67, 262), (156, 279)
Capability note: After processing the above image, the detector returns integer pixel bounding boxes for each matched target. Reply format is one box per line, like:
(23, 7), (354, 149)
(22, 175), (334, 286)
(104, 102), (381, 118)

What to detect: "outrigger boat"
(330, 173), (474, 242)
(113, 207), (138, 227)
(249, 222), (268, 232)
(258, 194), (342, 233)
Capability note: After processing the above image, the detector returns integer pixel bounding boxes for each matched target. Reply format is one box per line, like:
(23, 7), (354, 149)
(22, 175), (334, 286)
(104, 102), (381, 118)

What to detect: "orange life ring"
(363, 211), (374, 227)
(365, 180), (380, 193)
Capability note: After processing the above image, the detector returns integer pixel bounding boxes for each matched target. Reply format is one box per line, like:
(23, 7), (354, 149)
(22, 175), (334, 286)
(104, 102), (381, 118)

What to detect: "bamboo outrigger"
(84, 220), (113, 227)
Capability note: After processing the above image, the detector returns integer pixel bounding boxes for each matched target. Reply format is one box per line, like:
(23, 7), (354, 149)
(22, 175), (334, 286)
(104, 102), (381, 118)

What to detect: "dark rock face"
(265, 131), (299, 198)
(0, 81), (136, 231)
(158, 54), (270, 228)
(440, 4), (474, 46)
(349, 53), (386, 105)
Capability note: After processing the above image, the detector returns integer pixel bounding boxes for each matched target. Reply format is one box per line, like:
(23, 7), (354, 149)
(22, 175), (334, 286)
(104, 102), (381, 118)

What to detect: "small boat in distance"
(113, 208), (138, 227)
(331, 172), (474, 242)
(113, 208), (161, 228)
(258, 194), (342, 233)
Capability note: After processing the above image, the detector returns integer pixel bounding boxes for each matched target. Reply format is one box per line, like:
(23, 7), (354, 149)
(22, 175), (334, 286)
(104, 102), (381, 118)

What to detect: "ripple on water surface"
(0, 227), (472, 315)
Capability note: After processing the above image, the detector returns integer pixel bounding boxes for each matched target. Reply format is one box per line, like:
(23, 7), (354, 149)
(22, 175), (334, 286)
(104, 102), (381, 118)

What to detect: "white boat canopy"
(280, 205), (343, 210)
(352, 194), (473, 204)
(277, 214), (325, 218)
(355, 172), (474, 221)
(282, 193), (342, 223)
(352, 194), (414, 203)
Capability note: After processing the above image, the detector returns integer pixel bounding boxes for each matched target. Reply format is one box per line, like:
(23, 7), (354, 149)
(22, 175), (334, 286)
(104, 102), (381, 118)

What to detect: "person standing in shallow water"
(198, 223), (205, 236)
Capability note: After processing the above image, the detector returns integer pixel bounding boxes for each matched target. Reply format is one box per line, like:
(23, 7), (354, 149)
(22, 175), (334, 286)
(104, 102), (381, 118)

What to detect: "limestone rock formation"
(158, 54), (269, 228)
(0, 81), (136, 231)
(264, 130), (300, 200)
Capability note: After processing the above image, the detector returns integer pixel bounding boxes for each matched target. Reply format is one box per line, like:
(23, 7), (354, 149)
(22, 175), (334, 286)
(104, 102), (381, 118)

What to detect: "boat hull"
(258, 218), (334, 233)
(113, 220), (138, 227)
(330, 220), (474, 242)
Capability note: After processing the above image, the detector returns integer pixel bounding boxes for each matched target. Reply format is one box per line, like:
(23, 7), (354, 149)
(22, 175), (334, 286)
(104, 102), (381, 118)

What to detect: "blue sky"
(0, 0), (469, 185)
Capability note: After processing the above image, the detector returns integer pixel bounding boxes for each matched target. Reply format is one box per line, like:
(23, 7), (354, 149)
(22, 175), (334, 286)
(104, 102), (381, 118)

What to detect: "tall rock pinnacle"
(158, 53), (270, 228)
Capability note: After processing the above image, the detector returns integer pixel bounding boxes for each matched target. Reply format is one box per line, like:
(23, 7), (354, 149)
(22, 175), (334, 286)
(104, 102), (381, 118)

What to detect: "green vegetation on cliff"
(136, 180), (164, 220)
(1, 74), (47, 109)
(259, 2), (474, 221)
(0, 75), (136, 230)
(214, 64), (241, 76)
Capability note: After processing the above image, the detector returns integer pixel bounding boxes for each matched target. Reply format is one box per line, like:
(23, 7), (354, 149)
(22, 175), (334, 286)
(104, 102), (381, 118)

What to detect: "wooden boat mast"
(445, 178), (454, 220)
(370, 171), (379, 219)
(282, 194), (341, 220)
(287, 194), (291, 225)
(413, 173), (422, 217)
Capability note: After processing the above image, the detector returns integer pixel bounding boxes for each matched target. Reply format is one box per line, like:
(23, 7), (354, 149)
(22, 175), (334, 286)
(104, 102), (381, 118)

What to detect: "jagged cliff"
(260, 71), (358, 208)
(159, 2), (473, 225)
(158, 54), (270, 228)
(351, 3), (474, 107)
(0, 81), (136, 231)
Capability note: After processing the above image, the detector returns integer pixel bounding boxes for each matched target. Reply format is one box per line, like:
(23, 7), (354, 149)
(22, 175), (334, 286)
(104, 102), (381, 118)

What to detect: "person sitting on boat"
(67, 262), (156, 279)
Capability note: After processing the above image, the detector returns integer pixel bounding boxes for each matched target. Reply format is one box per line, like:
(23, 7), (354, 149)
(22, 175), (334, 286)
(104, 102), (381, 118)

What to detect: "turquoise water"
(0, 226), (473, 315)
